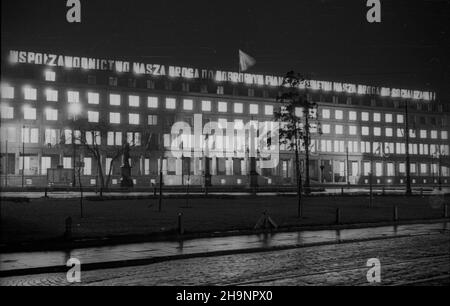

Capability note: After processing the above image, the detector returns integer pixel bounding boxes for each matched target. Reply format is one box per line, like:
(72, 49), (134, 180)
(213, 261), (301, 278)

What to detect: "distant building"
(1, 49), (449, 188)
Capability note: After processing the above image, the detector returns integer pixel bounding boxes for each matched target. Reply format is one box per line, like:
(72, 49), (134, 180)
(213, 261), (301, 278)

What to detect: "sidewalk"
(1, 187), (448, 199)
(1, 221), (448, 277)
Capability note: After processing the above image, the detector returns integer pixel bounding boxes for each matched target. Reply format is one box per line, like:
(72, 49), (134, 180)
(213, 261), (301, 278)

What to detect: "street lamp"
(21, 125), (25, 189)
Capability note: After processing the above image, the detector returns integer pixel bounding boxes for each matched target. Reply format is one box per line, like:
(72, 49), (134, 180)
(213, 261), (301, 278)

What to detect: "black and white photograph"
(0, 0), (449, 293)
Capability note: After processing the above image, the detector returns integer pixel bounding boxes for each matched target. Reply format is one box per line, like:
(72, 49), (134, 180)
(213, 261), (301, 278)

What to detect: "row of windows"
(5, 125), (449, 157)
(320, 109), (403, 123)
(1, 85), (275, 115)
(316, 140), (449, 156)
(2, 104), (449, 142)
(9, 127), (143, 147)
(320, 124), (448, 140)
(16, 155), (450, 177)
(3, 84), (448, 126)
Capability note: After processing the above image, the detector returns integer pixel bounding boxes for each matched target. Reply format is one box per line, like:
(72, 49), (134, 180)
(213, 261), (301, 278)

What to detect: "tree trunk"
(96, 157), (104, 197)
(295, 138), (302, 218)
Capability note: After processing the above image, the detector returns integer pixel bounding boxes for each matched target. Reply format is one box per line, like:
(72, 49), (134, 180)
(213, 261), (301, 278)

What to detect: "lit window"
(88, 111), (99, 123)
(24, 107), (36, 120)
(127, 132), (141, 146)
(1, 84), (14, 99)
(45, 108), (58, 121)
(335, 125), (343, 135)
(165, 98), (176, 109)
(295, 107), (303, 117)
(110, 112), (121, 124)
(44, 129), (58, 146)
(361, 112), (369, 121)
(0, 122), (13, 140)
(249, 104), (259, 115)
(45, 70), (56, 82)
(419, 144), (429, 155)
(265, 105), (274, 116)
(234, 103), (243, 114)
(385, 113), (393, 123)
(322, 109), (330, 119)
(385, 128), (393, 137)
(85, 131), (101, 145)
(335, 110), (343, 120)
(21, 127), (39, 143)
(333, 140), (345, 153)
(148, 115), (158, 125)
(420, 130), (427, 139)
(67, 91), (79, 103)
(420, 163), (428, 175)
(442, 131), (448, 140)
(83, 158), (92, 175)
(110, 94), (121, 106)
(397, 114), (404, 123)
(362, 126), (370, 136)
(349, 125), (357, 135)
(431, 130), (438, 139)
(322, 124), (331, 134)
(234, 119), (244, 130)
(360, 141), (369, 154)
(349, 111), (357, 121)
(202, 100), (211, 112)
(363, 162), (371, 176)
(0, 105), (14, 119)
(183, 99), (193, 111)
(129, 95), (140, 107)
(73, 130), (82, 144)
(373, 113), (381, 122)
(24, 87), (37, 100)
(374, 127), (381, 136)
(88, 92), (99, 105)
(64, 129), (73, 144)
(146, 97), (158, 109)
(409, 129), (416, 138)
(396, 143), (406, 154)
(30, 128), (39, 143)
(218, 101), (227, 113)
(129, 113), (140, 125)
(46, 89), (58, 102)
(107, 132), (122, 146)
(218, 118), (227, 129)
(397, 128), (404, 137)
(63, 157), (72, 169)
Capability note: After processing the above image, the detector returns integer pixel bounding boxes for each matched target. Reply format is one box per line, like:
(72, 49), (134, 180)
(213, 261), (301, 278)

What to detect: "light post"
(435, 145), (443, 191)
(404, 101), (412, 196)
(22, 125), (25, 189)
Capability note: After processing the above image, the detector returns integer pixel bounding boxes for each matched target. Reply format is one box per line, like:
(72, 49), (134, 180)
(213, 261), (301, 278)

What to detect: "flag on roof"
(239, 49), (256, 72)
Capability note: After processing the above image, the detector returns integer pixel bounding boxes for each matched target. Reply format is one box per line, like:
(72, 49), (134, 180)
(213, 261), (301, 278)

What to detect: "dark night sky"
(1, 0), (449, 101)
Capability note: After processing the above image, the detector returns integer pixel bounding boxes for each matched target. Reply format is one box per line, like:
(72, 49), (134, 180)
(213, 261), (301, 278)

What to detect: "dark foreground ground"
(1, 194), (448, 244)
(1, 229), (449, 286)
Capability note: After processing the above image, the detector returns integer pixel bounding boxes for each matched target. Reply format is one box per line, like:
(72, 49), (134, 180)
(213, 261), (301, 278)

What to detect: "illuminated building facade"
(1, 50), (449, 188)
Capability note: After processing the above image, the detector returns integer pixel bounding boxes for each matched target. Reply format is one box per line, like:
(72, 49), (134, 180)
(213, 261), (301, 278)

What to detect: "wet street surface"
(1, 222), (448, 273)
(1, 229), (449, 286)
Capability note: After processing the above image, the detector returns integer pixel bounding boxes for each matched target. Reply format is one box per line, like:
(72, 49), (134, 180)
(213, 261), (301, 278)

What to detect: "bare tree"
(70, 118), (140, 195)
(275, 71), (320, 217)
